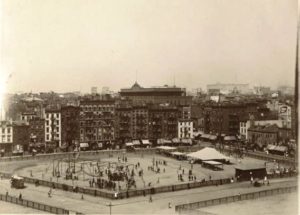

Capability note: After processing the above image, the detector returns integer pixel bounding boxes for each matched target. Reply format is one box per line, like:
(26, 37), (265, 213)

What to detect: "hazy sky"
(0, 0), (298, 93)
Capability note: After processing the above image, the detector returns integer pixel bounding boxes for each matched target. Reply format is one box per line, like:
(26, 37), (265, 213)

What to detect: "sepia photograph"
(0, 0), (299, 214)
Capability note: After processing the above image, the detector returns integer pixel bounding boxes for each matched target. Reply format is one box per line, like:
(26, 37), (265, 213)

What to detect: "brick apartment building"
(45, 109), (61, 147)
(0, 121), (30, 152)
(61, 105), (80, 147)
(29, 118), (45, 144)
(79, 99), (115, 144)
(115, 102), (181, 144)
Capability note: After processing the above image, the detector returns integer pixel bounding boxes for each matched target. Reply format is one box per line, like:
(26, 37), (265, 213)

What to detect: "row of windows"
(240, 122), (247, 127)
(251, 133), (275, 138)
(46, 127), (60, 133)
(31, 137), (44, 142)
(179, 128), (192, 132)
(1, 128), (11, 133)
(46, 120), (60, 125)
(179, 122), (192, 126)
(45, 134), (60, 141)
(240, 128), (246, 134)
(21, 116), (35, 120)
(46, 113), (60, 118)
(81, 106), (114, 112)
(180, 134), (190, 138)
(1, 137), (11, 142)
(30, 125), (44, 130)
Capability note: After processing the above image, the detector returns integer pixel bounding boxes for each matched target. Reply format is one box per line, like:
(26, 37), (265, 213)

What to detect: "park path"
(0, 176), (296, 214)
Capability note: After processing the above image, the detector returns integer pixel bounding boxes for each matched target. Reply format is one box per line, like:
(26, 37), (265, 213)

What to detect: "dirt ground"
(12, 152), (280, 191)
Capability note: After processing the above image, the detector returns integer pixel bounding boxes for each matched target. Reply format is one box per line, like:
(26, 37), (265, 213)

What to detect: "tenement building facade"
(79, 99), (115, 144)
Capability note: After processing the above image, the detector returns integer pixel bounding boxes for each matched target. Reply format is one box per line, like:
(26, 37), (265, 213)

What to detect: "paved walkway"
(200, 192), (298, 215)
(0, 176), (297, 214)
(0, 200), (49, 214)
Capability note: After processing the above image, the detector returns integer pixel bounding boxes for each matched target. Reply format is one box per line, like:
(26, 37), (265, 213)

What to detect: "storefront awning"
(142, 139), (151, 145)
(224, 136), (236, 141)
(274, 146), (288, 152)
(80, 143), (89, 148)
(267, 144), (276, 150)
(133, 140), (141, 145)
(182, 138), (192, 144)
(172, 138), (180, 143)
(126, 142), (134, 146)
(201, 134), (211, 139)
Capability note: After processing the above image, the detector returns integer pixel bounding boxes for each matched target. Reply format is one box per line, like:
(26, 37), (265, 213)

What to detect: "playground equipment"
(51, 152), (135, 182)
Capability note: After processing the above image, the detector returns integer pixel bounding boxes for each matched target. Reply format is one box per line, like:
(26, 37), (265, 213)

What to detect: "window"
(46, 127), (49, 132)
(46, 135), (49, 140)
(7, 128), (11, 133)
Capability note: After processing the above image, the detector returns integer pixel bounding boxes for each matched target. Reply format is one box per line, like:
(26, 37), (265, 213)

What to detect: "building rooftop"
(120, 82), (185, 93)
(248, 124), (279, 132)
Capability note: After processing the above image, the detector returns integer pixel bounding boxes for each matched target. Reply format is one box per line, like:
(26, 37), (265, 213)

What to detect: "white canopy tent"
(187, 147), (230, 161)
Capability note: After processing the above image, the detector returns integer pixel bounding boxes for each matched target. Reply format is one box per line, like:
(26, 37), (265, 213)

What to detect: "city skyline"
(0, 0), (297, 94)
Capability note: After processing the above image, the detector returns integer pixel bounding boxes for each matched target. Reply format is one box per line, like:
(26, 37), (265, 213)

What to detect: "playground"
(12, 150), (286, 192)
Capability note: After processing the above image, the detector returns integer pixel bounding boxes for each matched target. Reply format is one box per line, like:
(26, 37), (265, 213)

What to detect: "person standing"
(48, 188), (52, 198)
(264, 176), (267, 185)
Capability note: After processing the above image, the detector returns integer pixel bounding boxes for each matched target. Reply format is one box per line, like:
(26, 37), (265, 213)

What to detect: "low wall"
(0, 193), (73, 214)
(0, 149), (127, 162)
(175, 185), (297, 214)
(221, 148), (296, 166)
(0, 171), (231, 200)
(245, 151), (296, 166)
(0, 148), (157, 162)
(1, 146), (295, 166)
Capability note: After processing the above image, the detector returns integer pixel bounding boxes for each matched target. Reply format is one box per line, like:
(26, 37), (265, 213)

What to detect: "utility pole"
(106, 202), (113, 215)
